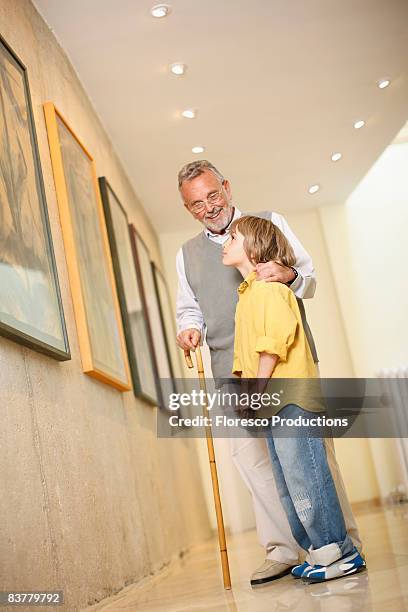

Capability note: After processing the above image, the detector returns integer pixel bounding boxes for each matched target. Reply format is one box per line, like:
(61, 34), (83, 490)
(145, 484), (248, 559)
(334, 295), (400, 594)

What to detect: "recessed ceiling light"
(331, 152), (342, 162)
(151, 4), (171, 18)
(353, 120), (365, 129)
(170, 63), (186, 76)
(308, 184), (320, 194)
(192, 146), (205, 154)
(377, 78), (390, 89)
(181, 109), (196, 119)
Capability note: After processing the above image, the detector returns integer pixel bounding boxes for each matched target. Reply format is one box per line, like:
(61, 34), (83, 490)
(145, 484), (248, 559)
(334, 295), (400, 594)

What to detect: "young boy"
(222, 215), (366, 583)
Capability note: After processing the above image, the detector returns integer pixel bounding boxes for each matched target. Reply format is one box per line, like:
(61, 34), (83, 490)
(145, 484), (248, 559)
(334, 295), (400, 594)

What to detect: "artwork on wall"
(129, 225), (175, 406)
(43, 102), (131, 391)
(152, 262), (186, 391)
(0, 36), (70, 360)
(99, 177), (159, 404)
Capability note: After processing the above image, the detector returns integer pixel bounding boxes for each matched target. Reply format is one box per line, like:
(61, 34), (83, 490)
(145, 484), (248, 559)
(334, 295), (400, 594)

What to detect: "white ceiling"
(34, 0), (408, 233)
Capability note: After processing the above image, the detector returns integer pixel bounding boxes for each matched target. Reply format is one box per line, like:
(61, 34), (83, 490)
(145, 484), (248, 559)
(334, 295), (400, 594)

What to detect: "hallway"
(87, 505), (408, 611)
(1, 2), (408, 610)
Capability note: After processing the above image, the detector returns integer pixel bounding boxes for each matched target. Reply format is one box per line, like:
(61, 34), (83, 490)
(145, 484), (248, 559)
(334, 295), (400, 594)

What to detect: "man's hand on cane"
(177, 328), (201, 362)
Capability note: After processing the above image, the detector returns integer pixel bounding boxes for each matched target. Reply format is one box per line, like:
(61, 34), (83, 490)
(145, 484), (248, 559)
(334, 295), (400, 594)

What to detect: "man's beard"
(203, 205), (233, 233)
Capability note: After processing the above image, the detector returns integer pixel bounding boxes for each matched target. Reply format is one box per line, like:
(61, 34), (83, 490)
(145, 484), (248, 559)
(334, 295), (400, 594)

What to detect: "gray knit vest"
(182, 211), (318, 379)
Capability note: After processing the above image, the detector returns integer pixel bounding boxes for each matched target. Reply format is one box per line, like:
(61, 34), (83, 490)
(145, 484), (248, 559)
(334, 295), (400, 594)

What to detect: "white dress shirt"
(176, 208), (316, 336)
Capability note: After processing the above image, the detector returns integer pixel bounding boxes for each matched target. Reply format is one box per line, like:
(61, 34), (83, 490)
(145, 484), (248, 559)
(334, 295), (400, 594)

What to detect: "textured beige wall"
(0, 1), (211, 609)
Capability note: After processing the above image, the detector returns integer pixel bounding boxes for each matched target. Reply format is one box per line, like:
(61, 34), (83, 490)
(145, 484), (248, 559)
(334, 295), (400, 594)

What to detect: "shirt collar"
(238, 271), (257, 294)
(204, 207), (242, 238)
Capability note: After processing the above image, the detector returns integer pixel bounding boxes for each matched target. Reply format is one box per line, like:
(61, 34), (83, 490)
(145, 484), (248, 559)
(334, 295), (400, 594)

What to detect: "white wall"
(319, 141), (408, 377)
(319, 136), (408, 499)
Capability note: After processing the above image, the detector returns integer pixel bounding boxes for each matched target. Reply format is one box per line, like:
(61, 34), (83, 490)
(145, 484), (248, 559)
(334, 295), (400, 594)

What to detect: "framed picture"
(0, 36), (70, 360)
(99, 177), (159, 405)
(152, 264), (196, 425)
(43, 102), (131, 391)
(152, 263), (186, 388)
(129, 225), (174, 407)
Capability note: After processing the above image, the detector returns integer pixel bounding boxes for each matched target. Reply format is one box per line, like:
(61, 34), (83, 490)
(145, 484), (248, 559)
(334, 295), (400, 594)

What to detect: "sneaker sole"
(302, 564), (367, 584)
(251, 566), (295, 587)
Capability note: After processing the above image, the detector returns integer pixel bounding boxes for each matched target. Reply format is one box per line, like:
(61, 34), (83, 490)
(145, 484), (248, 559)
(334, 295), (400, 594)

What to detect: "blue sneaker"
(291, 561), (313, 578)
(302, 548), (366, 583)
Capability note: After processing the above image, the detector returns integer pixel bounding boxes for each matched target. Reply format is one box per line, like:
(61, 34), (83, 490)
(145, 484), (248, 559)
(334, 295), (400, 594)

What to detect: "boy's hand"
(257, 352), (279, 380)
(256, 261), (295, 284)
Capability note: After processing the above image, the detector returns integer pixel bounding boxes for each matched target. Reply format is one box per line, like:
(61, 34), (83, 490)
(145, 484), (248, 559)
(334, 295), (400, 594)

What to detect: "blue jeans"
(266, 404), (355, 566)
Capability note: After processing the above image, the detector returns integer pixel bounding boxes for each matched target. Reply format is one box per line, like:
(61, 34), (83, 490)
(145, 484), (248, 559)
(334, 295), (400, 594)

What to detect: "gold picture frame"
(43, 102), (131, 391)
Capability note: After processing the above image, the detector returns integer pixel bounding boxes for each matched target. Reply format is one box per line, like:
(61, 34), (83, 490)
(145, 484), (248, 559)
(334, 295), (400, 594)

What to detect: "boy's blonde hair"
(230, 215), (296, 267)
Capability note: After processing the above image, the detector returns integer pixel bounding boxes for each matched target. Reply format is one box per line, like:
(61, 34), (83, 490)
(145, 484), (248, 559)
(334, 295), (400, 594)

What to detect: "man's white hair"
(178, 160), (225, 189)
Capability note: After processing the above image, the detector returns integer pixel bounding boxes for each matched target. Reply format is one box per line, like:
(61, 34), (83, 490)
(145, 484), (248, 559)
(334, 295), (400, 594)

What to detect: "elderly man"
(176, 159), (360, 586)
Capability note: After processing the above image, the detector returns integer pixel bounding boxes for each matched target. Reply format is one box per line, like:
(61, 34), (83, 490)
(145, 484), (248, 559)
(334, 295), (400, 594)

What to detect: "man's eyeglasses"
(188, 185), (225, 214)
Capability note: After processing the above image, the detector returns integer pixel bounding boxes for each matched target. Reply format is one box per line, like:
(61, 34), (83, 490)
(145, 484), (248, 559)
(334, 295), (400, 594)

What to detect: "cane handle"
(184, 350), (194, 369)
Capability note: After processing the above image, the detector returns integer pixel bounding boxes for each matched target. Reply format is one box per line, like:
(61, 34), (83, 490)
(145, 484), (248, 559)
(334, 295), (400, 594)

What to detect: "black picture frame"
(0, 35), (70, 360)
(129, 224), (173, 409)
(99, 177), (159, 404)
(152, 262), (186, 394)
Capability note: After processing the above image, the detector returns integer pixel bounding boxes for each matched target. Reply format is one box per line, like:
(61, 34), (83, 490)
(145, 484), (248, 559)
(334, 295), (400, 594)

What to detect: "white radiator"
(377, 367), (408, 497)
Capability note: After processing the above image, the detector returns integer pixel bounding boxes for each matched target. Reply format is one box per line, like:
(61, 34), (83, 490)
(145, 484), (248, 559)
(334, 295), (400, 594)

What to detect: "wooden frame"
(43, 103), (131, 391)
(0, 35), (70, 360)
(99, 177), (159, 405)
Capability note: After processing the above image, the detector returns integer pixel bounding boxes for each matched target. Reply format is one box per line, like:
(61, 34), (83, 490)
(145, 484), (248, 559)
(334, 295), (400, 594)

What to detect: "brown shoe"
(250, 560), (295, 587)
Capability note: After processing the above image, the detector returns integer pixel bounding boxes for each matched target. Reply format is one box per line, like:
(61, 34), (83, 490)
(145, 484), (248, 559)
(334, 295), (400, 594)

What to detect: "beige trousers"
(230, 435), (361, 564)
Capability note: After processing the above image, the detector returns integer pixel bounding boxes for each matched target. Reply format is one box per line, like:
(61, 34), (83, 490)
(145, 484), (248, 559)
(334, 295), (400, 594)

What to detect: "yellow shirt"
(233, 271), (324, 413)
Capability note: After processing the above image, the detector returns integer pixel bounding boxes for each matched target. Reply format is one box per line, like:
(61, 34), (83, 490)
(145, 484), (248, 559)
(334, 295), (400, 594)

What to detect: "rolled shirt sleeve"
(254, 286), (298, 362)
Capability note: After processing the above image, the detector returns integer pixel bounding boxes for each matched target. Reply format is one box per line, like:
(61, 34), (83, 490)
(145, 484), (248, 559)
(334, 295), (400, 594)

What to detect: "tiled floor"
(87, 505), (408, 611)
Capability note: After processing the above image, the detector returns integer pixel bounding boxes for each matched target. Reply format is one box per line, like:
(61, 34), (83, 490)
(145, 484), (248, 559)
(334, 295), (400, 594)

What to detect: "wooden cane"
(185, 346), (232, 590)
